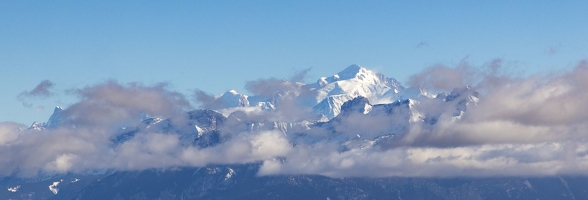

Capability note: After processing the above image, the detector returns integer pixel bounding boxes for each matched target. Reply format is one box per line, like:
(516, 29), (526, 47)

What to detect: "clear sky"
(2, 1), (588, 124)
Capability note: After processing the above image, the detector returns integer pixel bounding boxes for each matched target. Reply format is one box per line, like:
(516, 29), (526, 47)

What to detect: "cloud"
(192, 89), (223, 109)
(179, 130), (291, 167)
(546, 45), (560, 56)
(193, 68), (317, 120)
(0, 122), (25, 145)
(407, 60), (477, 91)
(4, 61), (588, 178)
(289, 67), (312, 82)
(0, 80), (297, 177)
(416, 42), (429, 48)
(24, 80), (55, 97)
(257, 60), (588, 177)
(0, 81), (196, 176)
(258, 139), (588, 178)
(64, 81), (191, 128)
(244, 75), (318, 122)
(396, 60), (588, 145)
(245, 78), (299, 100)
(17, 80), (55, 107)
(468, 62), (588, 126)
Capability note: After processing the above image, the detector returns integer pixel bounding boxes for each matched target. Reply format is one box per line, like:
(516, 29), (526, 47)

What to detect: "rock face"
(45, 106), (66, 128)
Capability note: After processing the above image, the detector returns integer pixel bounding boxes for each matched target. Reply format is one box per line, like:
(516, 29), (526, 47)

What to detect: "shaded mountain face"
(72, 166), (588, 200)
(3, 164), (588, 200)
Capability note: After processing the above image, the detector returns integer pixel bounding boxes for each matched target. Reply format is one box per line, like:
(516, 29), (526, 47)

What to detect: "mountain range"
(3, 65), (587, 200)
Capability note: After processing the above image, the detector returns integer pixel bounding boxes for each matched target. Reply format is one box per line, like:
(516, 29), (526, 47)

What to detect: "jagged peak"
(53, 106), (64, 113)
(45, 106), (67, 129)
(29, 121), (44, 130)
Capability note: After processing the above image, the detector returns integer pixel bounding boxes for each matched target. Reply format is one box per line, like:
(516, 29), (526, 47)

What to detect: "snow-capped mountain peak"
(318, 64), (399, 86)
(309, 65), (405, 118)
(314, 65), (403, 99)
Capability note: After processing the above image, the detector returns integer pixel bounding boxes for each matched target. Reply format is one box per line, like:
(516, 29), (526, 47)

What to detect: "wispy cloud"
(407, 61), (477, 91)
(289, 67), (312, 82)
(17, 80), (55, 107)
(546, 45), (560, 56)
(192, 89), (222, 109)
(416, 41), (429, 48)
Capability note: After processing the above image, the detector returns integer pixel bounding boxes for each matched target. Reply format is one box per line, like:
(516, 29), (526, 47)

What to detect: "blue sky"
(2, 1), (588, 124)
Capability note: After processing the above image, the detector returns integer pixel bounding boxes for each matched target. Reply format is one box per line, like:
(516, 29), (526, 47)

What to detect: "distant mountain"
(29, 65), (477, 152)
(309, 64), (404, 107)
(72, 165), (588, 200)
(27, 64), (479, 159)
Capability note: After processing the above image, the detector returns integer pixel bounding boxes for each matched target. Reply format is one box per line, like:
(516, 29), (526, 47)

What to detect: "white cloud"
(259, 141), (588, 177)
(0, 122), (24, 145)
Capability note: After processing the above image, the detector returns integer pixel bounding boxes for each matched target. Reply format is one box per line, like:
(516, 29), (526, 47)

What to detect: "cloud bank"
(3, 61), (588, 178)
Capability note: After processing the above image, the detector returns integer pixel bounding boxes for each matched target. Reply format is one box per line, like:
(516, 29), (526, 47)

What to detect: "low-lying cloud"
(3, 61), (588, 178)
